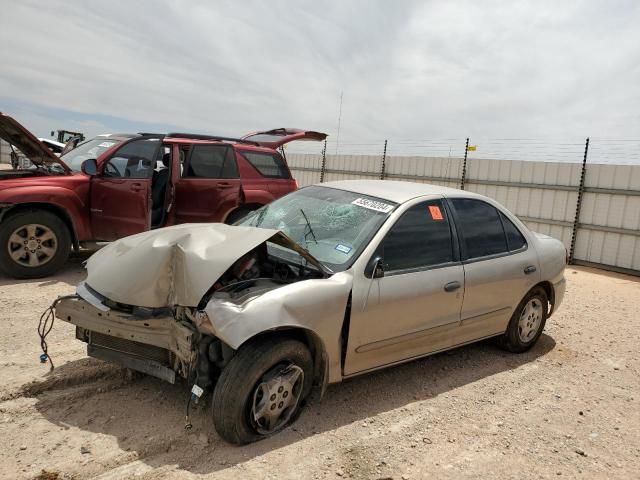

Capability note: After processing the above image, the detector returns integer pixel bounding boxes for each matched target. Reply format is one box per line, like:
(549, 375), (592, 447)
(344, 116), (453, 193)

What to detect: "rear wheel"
(212, 338), (313, 444)
(0, 210), (71, 279)
(498, 287), (548, 353)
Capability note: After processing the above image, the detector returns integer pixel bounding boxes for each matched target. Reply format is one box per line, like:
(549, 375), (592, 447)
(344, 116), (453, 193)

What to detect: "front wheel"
(212, 338), (313, 444)
(497, 287), (549, 353)
(0, 210), (71, 279)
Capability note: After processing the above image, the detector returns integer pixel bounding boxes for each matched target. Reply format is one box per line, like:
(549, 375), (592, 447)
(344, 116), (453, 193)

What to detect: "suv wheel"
(212, 338), (313, 444)
(0, 210), (71, 279)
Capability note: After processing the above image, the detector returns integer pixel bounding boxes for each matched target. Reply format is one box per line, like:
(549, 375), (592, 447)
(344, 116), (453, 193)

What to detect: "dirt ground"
(0, 258), (638, 480)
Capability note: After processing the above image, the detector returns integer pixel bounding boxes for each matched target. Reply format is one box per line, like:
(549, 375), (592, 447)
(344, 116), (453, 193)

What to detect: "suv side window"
(103, 138), (160, 178)
(240, 151), (290, 178)
(382, 200), (454, 272)
(500, 212), (527, 251)
(185, 145), (239, 178)
(450, 198), (508, 259)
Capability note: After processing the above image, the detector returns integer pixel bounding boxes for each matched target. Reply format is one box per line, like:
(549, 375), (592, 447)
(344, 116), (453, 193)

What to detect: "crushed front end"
(55, 287), (235, 387)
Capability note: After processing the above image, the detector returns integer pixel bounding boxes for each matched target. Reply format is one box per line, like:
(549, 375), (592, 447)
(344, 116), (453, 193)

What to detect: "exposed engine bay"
(200, 241), (325, 307)
(56, 240), (326, 392)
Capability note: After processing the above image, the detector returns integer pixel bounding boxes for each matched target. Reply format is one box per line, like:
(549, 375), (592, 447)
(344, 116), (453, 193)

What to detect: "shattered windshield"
(62, 137), (124, 172)
(235, 186), (397, 271)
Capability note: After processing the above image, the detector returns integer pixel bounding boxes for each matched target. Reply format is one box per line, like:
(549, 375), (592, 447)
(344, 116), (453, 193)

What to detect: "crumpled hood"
(84, 223), (324, 308)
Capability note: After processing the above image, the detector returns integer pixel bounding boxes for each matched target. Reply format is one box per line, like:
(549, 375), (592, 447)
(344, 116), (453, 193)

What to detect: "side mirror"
(365, 255), (385, 279)
(81, 158), (98, 176)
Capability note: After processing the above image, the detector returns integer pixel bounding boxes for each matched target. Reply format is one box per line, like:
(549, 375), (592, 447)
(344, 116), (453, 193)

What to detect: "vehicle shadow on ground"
(30, 333), (556, 475)
(0, 251), (91, 288)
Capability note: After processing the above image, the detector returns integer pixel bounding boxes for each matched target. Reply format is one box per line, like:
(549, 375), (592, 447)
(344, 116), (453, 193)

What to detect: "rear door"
(90, 138), (160, 240)
(448, 198), (540, 335)
(241, 128), (327, 149)
(174, 143), (242, 223)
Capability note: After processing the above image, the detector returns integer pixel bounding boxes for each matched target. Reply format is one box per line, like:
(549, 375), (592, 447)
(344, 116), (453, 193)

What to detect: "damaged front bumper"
(56, 295), (197, 384)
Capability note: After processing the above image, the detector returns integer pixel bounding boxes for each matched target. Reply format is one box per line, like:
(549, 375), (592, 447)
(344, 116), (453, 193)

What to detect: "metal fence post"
(569, 137), (590, 264)
(460, 138), (469, 190)
(319, 138), (327, 182)
(380, 139), (388, 180)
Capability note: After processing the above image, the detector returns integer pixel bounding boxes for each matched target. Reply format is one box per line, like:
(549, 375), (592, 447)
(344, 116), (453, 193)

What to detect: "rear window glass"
(450, 198), (508, 259)
(186, 145), (238, 178)
(500, 212), (527, 251)
(241, 151), (290, 178)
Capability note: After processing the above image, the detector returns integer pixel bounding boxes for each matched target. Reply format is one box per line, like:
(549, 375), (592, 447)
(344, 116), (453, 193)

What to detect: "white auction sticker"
(351, 197), (394, 213)
(191, 384), (204, 397)
(98, 141), (116, 148)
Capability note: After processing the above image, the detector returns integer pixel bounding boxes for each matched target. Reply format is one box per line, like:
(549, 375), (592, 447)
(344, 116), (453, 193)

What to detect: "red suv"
(0, 113), (326, 278)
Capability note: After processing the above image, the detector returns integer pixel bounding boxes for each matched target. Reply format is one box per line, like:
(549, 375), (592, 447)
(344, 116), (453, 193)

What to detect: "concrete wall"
(287, 153), (640, 275)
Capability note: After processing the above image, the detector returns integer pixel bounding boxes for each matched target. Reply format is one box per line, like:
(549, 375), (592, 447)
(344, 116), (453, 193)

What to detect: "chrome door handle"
(524, 265), (537, 275)
(444, 281), (461, 292)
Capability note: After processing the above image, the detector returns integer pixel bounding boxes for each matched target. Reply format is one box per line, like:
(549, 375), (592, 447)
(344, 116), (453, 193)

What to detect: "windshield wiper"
(300, 209), (317, 245)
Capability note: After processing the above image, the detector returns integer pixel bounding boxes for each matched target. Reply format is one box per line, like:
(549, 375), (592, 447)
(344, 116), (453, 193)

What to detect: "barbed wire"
(284, 137), (640, 164)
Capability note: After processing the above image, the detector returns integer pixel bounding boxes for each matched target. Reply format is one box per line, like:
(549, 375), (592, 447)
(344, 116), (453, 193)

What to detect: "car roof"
(317, 180), (482, 203)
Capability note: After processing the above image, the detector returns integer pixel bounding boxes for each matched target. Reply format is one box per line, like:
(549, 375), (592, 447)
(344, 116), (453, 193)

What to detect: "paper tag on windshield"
(352, 198), (394, 213)
(98, 141), (116, 148)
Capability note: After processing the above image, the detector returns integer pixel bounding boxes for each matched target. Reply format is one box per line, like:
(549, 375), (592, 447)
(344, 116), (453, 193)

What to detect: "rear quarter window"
(240, 151), (290, 178)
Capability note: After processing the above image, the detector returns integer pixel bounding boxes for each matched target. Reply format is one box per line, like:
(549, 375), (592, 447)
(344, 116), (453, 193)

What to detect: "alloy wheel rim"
(518, 298), (543, 343)
(7, 224), (58, 268)
(251, 363), (304, 435)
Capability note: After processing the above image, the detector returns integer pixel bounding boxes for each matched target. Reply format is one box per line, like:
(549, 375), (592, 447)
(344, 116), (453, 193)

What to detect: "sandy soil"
(0, 259), (638, 480)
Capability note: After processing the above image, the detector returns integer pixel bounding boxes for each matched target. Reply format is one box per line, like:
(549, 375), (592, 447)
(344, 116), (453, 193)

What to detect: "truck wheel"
(212, 338), (313, 444)
(497, 287), (549, 353)
(0, 210), (71, 279)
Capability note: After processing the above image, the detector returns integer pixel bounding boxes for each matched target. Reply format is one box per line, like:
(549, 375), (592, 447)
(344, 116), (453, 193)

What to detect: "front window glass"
(102, 138), (160, 178)
(236, 186), (396, 271)
(383, 200), (454, 271)
(61, 137), (125, 172)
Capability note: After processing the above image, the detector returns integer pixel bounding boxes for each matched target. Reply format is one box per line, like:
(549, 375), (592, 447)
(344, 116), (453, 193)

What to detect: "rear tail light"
(293, 179), (299, 190)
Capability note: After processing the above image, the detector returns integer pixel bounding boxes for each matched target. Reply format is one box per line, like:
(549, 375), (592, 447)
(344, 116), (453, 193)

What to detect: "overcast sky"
(1, 0), (639, 155)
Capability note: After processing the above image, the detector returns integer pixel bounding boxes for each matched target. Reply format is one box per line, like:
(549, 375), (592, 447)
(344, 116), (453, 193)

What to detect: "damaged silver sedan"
(53, 180), (567, 444)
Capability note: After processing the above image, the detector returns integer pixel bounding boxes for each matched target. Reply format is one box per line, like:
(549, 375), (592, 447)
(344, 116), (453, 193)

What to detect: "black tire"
(497, 287), (549, 353)
(0, 210), (72, 279)
(212, 338), (313, 445)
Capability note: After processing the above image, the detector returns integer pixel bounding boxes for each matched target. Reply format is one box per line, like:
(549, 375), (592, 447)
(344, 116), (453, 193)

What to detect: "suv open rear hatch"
(241, 128), (327, 149)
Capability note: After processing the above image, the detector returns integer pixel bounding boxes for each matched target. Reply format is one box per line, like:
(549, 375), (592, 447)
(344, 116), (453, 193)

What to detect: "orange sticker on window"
(428, 205), (444, 220)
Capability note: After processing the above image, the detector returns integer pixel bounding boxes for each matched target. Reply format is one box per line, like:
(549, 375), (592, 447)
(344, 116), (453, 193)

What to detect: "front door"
(90, 138), (160, 240)
(174, 143), (242, 223)
(345, 199), (465, 376)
